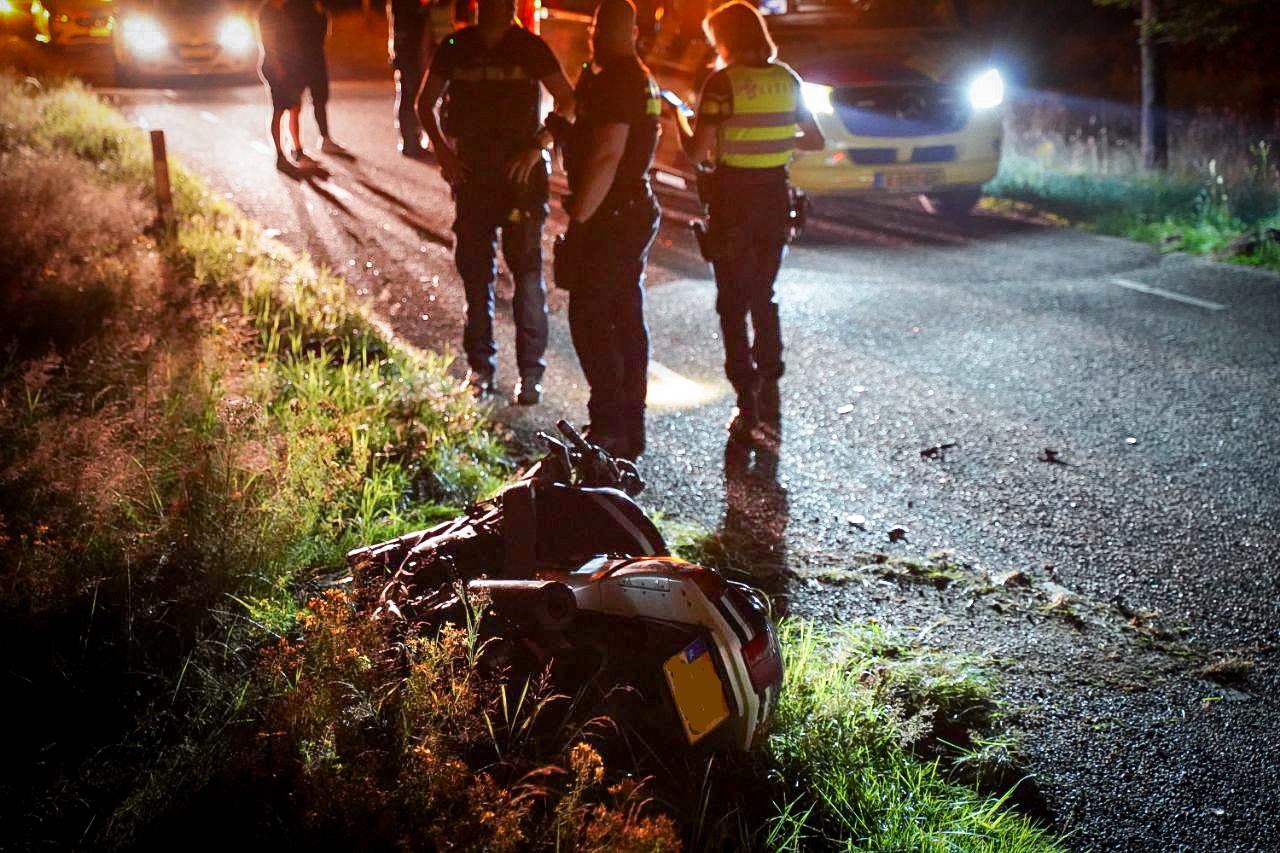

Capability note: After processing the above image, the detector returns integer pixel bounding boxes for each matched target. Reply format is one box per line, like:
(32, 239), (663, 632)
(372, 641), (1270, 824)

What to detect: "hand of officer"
(436, 143), (469, 187)
(505, 147), (547, 185)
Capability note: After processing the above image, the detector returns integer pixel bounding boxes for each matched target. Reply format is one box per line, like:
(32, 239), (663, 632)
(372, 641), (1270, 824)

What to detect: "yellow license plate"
(663, 636), (730, 745)
(877, 168), (944, 191)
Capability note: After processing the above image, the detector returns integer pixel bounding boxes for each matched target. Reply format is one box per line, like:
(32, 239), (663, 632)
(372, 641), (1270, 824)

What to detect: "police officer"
(417, 0), (574, 404)
(682, 0), (823, 439)
(388, 0), (431, 157)
(556, 0), (663, 459)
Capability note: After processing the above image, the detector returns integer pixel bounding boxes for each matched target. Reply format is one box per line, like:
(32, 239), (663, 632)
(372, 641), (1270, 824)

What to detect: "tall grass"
(990, 93), (1280, 270)
(0, 73), (506, 846)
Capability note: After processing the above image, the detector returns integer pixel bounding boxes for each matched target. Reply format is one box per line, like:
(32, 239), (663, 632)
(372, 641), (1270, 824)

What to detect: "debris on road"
(920, 442), (958, 461)
(837, 404), (855, 414)
(1039, 448), (1066, 464)
(993, 569), (1031, 588)
(847, 514), (867, 528)
(888, 526), (909, 543)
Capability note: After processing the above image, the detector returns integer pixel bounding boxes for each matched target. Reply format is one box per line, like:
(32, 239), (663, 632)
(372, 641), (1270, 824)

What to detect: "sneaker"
(465, 371), (496, 399)
(513, 377), (543, 406)
(293, 150), (320, 170)
(275, 153), (293, 172)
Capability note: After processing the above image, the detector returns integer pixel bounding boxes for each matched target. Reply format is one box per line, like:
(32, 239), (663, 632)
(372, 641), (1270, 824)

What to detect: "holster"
(552, 229), (581, 292)
(788, 187), (810, 242)
(689, 217), (721, 263)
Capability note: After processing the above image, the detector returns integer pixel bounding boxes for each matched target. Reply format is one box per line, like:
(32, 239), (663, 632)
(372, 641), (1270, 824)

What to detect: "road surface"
(17, 36), (1279, 848)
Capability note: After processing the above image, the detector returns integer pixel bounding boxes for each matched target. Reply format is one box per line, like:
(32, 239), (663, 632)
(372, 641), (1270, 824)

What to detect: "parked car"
(542, 0), (1004, 216)
(765, 0), (1004, 215)
(31, 0), (115, 46)
(112, 0), (257, 82)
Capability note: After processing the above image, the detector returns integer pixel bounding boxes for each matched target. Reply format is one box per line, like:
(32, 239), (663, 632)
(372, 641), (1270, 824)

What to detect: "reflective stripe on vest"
(717, 64), (799, 169)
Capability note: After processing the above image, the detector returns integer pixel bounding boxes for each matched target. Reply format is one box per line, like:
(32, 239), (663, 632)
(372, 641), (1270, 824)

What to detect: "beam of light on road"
(1110, 277), (1227, 311)
(646, 361), (727, 411)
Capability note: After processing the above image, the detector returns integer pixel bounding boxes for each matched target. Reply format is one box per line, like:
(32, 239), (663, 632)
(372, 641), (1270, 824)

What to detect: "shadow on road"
(716, 436), (792, 614)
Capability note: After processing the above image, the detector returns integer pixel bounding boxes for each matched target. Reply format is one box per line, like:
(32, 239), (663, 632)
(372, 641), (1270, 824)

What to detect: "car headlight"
(217, 16), (254, 54)
(801, 81), (834, 116)
(0, 1), (15, 16)
(967, 68), (1004, 110)
(120, 15), (167, 56)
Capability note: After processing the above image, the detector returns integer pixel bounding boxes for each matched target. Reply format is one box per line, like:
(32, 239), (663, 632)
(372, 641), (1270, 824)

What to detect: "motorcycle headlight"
(801, 81), (834, 116)
(217, 16), (254, 54)
(967, 68), (1004, 110)
(120, 15), (167, 57)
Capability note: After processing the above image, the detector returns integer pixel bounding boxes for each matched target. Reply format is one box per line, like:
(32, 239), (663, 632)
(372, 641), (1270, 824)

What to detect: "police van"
(541, 0), (1003, 216)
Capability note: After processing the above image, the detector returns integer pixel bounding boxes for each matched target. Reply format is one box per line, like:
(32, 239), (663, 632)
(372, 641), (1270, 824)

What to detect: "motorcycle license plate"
(875, 168), (944, 191)
(662, 636), (730, 745)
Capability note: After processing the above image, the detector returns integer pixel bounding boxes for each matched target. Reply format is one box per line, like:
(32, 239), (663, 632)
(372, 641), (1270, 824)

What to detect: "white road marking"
(1111, 277), (1227, 311)
(199, 110), (220, 124)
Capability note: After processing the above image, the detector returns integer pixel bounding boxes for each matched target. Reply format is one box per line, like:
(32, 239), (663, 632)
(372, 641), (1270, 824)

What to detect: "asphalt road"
(18, 38), (1280, 849)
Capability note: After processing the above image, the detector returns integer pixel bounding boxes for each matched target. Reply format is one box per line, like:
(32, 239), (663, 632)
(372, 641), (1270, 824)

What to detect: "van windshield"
(762, 0), (956, 28)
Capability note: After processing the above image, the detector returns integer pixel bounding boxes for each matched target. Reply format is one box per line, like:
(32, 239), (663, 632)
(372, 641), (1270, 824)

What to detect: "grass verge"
(1, 73), (1062, 850)
(0, 72), (506, 846)
(986, 153), (1280, 272)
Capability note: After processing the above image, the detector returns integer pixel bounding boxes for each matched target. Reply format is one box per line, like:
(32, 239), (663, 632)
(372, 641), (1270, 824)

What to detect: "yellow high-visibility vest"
(717, 63), (800, 169)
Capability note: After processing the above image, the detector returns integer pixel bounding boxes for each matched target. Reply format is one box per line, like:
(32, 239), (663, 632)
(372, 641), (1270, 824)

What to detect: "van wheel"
(923, 189), (982, 218)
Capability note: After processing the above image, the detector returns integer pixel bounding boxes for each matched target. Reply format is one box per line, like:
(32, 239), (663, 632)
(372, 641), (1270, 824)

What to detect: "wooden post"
(149, 129), (174, 228)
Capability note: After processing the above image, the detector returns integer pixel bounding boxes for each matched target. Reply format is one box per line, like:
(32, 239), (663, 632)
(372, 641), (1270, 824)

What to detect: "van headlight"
(967, 68), (1004, 110)
(217, 16), (254, 54)
(801, 81), (834, 116)
(120, 15), (167, 57)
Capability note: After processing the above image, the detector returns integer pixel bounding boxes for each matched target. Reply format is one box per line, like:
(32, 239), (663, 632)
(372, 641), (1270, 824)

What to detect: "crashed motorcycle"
(347, 421), (783, 750)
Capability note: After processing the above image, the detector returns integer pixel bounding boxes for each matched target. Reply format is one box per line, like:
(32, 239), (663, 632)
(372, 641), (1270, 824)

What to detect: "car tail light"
(741, 629), (782, 692)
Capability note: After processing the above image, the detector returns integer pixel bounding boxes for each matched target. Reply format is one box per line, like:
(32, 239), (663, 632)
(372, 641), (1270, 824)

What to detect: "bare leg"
(287, 106), (303, 157)
(270, 107), (288, 166)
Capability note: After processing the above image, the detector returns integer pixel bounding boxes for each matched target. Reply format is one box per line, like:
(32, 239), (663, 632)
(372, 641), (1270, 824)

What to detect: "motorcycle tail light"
(741, 630), (782, 692)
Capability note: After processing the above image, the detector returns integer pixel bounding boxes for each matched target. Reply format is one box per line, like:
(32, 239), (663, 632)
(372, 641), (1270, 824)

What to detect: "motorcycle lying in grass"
(346, 421), (782, 750)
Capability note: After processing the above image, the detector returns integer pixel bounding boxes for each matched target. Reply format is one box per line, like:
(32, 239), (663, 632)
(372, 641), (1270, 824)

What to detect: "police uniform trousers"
(302, 54), (330, 137)
(566, 194), (661, 447)
(390, 20), (426, 148)
(453, 168), (549, 381)
(708, 166), (790, 398)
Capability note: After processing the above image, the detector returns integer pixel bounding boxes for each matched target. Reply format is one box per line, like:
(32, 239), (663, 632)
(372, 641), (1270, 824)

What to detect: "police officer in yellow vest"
(683, 1), (824, 439)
